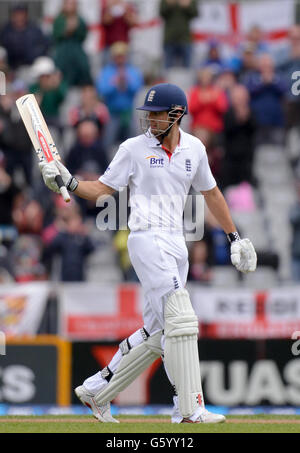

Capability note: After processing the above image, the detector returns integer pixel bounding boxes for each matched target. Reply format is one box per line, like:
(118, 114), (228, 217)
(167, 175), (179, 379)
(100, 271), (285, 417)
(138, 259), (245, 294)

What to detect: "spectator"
(215, 65), (238, 101)
(188, 65), (228, 147)
(66, 119), (109, 177)
(229, 41), (259, 81)
(203, 39), (227, 75)
(10, 193), (46, 282)
(279, 25), (300, 129)
(0, 80), (34, 185)
(13, 194), (44, 235)
(187, 239), (212, 283)
(66, 118), (109, 217)
(43, 199), (95, 282)
(0, 150), (21, 281)
(0, 3), (49, 70)
(0, 151), (20, 248)
(289, 181), (300, 282)
(246, 25), (270, 56)
(245, 53), (287, 144)
(11, 234), (47, 282)
(96, 41), (143, 151)
(0, 151), (20, 225)
(101, 0), (138, 63)
(221, 85), (256, 188)
(52, 0), (92, 86)
(159, 0), (198, 69)
(69, 84), (110, 137)
(30, 56), (68, 133)
(0, 47), (9, 82)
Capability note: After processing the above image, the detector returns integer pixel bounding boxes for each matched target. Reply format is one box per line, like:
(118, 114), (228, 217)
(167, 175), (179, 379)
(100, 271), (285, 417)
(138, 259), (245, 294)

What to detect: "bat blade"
(16, 94), (70, 202)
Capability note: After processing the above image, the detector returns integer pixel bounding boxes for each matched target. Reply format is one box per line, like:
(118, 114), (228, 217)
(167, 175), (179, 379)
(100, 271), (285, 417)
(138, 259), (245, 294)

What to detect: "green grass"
(0, 415), (300, 433)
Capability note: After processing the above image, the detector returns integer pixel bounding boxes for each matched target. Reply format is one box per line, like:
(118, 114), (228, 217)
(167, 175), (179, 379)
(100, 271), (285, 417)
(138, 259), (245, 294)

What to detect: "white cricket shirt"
(99, 128), (216, 233)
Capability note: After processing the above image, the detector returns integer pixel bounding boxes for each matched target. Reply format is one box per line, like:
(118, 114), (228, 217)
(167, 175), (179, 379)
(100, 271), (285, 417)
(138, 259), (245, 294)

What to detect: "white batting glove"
(39, 160), (61, 194)
(230, 238), (257, 273)
(39, 160), (78, 193)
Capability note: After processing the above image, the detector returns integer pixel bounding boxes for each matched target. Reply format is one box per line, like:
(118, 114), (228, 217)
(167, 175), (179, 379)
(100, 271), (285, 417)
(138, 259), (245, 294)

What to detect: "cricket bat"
(16, 93), (70, 202)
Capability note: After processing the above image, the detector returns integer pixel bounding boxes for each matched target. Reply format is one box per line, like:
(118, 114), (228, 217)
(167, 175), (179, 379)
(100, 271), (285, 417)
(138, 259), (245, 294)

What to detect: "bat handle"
(55, 174), (71, 203)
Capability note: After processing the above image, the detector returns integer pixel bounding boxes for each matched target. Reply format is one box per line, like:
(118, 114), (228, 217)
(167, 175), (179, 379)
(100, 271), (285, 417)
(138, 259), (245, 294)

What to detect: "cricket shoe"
(181, 409), (226, 424)
(75, 385), (119, 423)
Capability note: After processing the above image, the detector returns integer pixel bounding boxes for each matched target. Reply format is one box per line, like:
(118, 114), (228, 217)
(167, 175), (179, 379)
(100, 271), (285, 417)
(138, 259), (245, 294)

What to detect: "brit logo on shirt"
(185, 159), (192, 176)
(146, 155), (164, 168)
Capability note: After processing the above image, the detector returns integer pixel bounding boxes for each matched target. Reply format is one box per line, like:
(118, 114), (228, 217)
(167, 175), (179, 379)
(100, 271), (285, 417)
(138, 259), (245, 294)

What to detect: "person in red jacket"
(101, 0), (138, 64)
(188, 65), (228, 148)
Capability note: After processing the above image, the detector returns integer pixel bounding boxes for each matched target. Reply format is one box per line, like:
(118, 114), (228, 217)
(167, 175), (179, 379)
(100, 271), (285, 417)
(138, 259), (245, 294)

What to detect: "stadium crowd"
(0, 0), (300, 285)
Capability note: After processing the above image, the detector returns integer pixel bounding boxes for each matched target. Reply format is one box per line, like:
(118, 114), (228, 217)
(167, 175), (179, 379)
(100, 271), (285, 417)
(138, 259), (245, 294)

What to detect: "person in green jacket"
(52, 0), (92, 86)
(159, 0), (198, 68)
(30, 56), (68, 138)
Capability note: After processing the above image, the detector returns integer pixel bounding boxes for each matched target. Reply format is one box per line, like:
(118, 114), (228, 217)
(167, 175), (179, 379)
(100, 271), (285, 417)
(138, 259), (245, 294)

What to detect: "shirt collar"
(147, 128), (190, 151)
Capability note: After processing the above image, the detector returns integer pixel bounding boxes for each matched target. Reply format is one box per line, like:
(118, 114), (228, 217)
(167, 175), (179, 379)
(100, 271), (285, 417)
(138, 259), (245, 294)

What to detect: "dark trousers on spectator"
(163, 43), (193, 68)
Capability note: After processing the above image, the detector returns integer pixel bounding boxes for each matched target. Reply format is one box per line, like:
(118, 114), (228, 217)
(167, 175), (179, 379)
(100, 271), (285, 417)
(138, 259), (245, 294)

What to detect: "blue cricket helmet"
(136, 83), (188, 114)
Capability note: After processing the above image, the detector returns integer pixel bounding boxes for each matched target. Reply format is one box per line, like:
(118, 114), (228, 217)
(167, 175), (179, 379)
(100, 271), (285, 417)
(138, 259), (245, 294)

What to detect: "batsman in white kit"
(39, 83), (257, 423)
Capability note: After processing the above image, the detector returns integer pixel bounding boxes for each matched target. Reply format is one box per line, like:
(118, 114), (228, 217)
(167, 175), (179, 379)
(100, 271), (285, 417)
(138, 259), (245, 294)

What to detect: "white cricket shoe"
(171, 396), (225, 424)
(75, 385), (119, 423)
(181, 409), (226, 424)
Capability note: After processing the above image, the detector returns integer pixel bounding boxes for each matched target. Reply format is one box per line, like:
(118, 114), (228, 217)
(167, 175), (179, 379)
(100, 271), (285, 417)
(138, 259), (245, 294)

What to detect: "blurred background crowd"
(0, 0), (300, 289)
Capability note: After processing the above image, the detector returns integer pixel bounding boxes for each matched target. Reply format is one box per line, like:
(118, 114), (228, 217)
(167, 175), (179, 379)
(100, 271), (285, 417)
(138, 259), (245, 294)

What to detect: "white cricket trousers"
(127, 230), (189, 335)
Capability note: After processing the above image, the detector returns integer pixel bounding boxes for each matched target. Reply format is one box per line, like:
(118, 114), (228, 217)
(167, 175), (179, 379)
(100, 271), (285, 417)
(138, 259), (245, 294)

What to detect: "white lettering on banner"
(284, 360), (300, 405)
(246, 361), (286, 405)
(0, 366), (35, 403)
(201, 359), (300, 406)
(190, 288), (256, 323)
(201, 361), (247, 405)
(291, 331), (300, 356)
(291, 71), (300, 96)
(267, 290), (300, 320)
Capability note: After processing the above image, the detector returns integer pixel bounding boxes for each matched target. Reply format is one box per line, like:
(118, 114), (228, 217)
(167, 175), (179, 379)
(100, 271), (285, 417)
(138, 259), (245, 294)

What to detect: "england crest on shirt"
(185, 159), (191, 176)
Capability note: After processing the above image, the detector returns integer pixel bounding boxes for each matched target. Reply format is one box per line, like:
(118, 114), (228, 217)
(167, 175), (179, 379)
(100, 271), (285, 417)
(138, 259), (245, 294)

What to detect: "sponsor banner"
(0, 336), (71, 406)
(71, 339), (300, 407)
(190, 287), (257, 323)
(192, 285), (300, 339)
(199, 339), (300, 407)
(0, 282), (50, 336)
(59, 283), (300, 340)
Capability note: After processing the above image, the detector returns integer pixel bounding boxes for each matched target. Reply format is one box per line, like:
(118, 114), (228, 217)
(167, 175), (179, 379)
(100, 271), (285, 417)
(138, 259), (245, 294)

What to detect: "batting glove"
(39, 160), (61, 194)
(228, 234), (257, 273)
(39, 160), (78, 193)
(55, 160), (78, 192)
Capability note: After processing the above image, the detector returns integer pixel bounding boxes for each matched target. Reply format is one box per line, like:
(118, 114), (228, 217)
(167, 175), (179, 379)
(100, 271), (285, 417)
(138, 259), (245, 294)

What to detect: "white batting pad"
(164, 289), (204, 418)
(95, 331), (162, 405)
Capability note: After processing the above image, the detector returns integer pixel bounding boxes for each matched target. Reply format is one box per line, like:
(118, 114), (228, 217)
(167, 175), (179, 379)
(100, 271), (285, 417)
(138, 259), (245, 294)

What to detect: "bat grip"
(55, 174), (71, 203)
